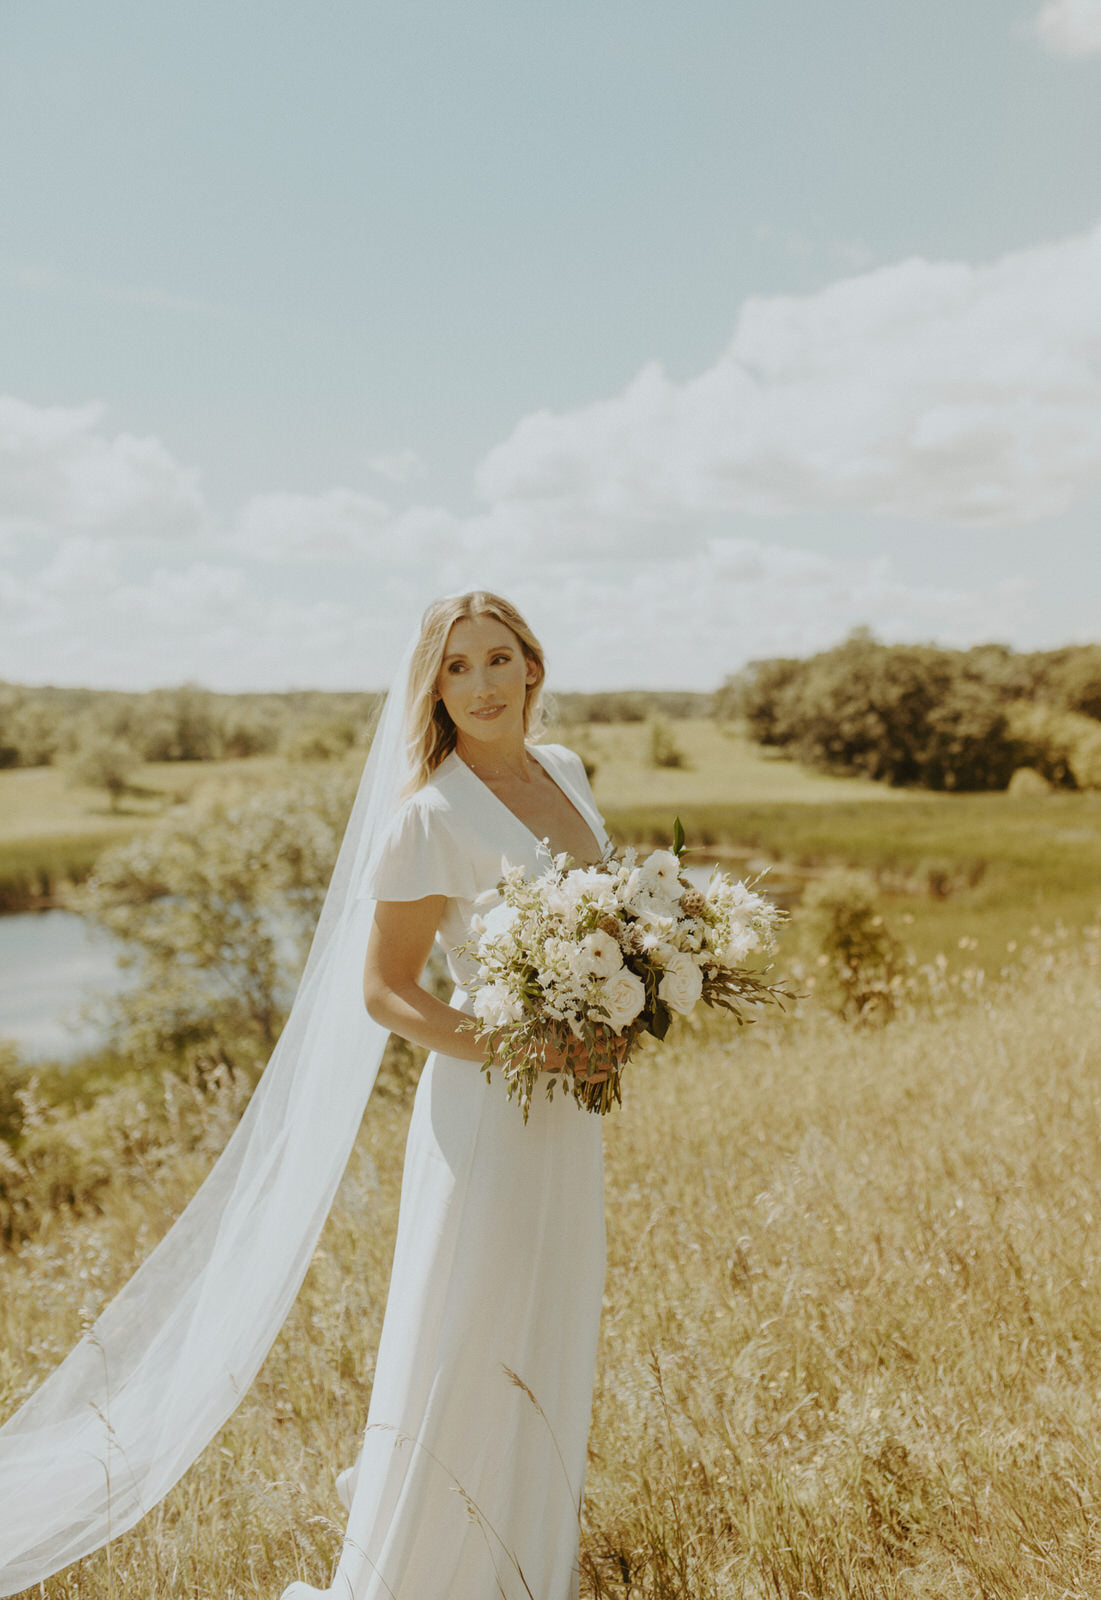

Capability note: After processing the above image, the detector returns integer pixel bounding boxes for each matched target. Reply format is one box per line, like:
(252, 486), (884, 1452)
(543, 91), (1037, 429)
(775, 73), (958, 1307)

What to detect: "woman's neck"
(455, 734), (537, 786)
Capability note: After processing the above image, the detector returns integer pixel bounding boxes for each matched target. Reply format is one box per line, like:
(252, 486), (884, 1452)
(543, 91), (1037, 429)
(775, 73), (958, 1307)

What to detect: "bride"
(0, 591), (613, 1600)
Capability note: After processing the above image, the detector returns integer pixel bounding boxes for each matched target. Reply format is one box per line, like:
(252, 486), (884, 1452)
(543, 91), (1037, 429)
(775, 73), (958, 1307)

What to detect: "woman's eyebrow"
(442, 644), (513, 664)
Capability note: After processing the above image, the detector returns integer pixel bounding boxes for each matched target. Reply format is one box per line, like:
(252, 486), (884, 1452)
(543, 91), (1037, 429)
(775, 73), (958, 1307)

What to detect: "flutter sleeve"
(357, 789), (482, 904)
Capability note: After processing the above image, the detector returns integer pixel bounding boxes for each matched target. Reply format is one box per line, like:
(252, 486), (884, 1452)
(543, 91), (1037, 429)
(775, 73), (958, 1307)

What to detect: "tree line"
(717, 635), (1101, 791)
(0, 681), (713, 778)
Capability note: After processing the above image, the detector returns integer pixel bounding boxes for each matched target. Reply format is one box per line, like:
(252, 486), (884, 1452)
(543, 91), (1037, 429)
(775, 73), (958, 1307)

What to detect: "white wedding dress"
(283, 744), (608, 1600)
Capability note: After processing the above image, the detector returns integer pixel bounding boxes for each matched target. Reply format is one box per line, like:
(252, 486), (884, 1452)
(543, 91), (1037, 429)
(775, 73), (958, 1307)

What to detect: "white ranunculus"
(580, 928), (623, 979)
(599, 967), (647, 1032)
(657, 950), (704, 1016)
(472, 981), (525, 1028)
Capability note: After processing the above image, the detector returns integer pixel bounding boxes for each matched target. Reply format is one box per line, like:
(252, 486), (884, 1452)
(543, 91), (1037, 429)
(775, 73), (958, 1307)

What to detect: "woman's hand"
(542, 1027), (628, 1084)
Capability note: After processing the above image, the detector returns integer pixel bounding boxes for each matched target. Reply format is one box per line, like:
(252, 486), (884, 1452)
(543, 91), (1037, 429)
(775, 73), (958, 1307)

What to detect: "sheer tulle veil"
(0, 614), (432, 1594)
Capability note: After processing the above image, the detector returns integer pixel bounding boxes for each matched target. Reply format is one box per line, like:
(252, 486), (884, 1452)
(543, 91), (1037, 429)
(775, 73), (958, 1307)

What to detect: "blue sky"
(2, 0), (1100, 691)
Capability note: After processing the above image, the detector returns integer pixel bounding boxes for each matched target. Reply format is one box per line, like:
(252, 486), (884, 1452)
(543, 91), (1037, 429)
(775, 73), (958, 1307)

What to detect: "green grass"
(607, 790), (1101, 967)
(555, 719), (910, 809)
(0, 756), (328, 908)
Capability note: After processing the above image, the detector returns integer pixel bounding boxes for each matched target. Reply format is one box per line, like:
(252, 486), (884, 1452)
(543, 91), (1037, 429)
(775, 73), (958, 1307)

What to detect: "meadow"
(3, 719), (1101, 1596)
(3, 939), (1101, 1598)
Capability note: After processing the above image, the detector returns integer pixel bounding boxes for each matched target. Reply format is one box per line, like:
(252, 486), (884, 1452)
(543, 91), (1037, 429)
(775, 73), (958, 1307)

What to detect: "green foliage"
(553, 690), (711, 724)
(67, 731), (142, 811)
(73, 767), (358, 1054)
(725, 638), (1101, 794)
(1007, 699), (1101, 790)
(646, 716), (687, 770)
(728, 634), (1024, 790)
(800, 869), (904, 1023)
(0, 681), (380, 769)
(0, 1053), (252, 1249)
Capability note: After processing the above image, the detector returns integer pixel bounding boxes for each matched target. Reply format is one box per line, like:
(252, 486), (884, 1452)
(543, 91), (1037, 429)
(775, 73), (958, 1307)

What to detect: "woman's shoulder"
(533, 741), (588, 776)
(361, 759), (479, 903)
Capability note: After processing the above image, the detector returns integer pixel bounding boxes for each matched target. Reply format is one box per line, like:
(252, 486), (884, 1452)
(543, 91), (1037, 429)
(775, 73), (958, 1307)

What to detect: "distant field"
(553, 719), (910, 809)
(3, 727), (1101, 972)
(0, 756), (319, 908)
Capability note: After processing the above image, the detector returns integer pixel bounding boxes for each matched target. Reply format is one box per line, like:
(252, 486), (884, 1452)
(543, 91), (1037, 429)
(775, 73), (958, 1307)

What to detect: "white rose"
(580, 928), (623, 979)
(598, 967), (647, 1032)
(657, 950), (703, 1016)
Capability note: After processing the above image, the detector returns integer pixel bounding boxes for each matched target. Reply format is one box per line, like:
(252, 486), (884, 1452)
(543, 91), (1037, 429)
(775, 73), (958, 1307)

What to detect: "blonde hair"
(404, 591), (547, 793)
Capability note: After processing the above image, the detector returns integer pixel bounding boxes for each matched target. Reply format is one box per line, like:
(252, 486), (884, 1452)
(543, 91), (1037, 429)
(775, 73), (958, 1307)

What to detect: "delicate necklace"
(460, 749), (541, 786)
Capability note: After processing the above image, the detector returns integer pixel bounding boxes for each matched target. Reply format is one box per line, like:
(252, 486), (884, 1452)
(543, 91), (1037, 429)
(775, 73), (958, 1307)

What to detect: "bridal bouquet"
(462, 820), (788, 1118)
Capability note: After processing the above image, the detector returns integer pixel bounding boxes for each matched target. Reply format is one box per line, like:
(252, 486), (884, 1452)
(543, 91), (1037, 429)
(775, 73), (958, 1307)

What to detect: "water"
(0, 863), (756, 1065)
(0, 910), (132, 1061)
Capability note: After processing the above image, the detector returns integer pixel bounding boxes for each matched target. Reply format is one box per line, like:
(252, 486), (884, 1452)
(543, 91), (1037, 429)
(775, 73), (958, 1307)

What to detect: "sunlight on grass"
(4, 938), (1101, 1597)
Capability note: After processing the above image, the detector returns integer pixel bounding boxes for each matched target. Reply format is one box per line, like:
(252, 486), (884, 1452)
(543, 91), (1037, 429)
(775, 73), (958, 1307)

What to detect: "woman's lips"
(470, 704), (505, 719)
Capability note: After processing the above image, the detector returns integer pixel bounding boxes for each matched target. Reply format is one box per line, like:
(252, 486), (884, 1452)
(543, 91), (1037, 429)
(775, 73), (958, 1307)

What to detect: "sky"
(2, 0), (1101, 694)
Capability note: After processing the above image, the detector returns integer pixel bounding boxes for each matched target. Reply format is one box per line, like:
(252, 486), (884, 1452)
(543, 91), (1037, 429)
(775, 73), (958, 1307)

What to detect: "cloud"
(0, 396), (207, 542)
(477, 223), (1101, 531)
(233, 488), (395, 562)
(1030, 0), (1101, 57)
(0, 533), (1039, 693)
(367, 448), (425, 486)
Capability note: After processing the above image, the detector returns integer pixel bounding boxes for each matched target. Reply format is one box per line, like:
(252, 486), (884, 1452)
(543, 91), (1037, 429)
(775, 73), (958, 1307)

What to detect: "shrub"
(647, 717), (687, 770)
(73, 767), (358, 1054)
(800, 868), (904, 1023)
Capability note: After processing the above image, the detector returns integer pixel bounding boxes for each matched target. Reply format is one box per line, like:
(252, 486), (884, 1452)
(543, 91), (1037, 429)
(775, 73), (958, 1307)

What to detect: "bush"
(800, 869), (905, 1023)
(647, 717), (687, 770)
(68, 732), (142, 810)
(1007, 700), (1101, 790)
(73, 766), (358, 1054)
(725, 635), (1025, 790)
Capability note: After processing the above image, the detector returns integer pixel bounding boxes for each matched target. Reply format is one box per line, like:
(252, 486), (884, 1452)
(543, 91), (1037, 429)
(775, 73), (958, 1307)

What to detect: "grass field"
(565, 719), (1101, 968)
(4, 720), (1101, 1594)
(3, 939), (1101, 1597)
(0, 755), (323, 908)
(4, 720), (1101, 968)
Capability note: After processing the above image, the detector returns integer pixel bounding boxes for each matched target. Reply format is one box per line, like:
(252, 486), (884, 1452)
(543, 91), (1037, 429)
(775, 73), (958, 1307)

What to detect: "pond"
(0, 862), (740, 1065)
(0, 910), (133, 1062)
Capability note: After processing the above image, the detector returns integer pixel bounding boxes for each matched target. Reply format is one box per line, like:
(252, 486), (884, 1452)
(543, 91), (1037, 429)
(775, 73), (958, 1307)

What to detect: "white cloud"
(477, 223), (1101, 531)
(367, 448), (425, 486)
(0, 396), (207, 542)
(1030, 0), (1101, 57)
(233, 487), (395, 562)
(0, 522), (1041, 694)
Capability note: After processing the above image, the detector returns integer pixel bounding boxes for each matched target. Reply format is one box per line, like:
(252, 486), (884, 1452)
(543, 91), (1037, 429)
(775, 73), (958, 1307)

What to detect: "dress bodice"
(360, 743), (609, 993)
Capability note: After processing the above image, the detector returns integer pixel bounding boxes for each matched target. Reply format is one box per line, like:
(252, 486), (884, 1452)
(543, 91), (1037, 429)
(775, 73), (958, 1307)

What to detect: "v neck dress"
(282, 744), (608, 1600)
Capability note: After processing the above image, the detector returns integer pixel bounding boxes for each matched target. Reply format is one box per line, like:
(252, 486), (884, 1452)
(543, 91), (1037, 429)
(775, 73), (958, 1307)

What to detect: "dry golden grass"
(4, 942), (1101, 1597)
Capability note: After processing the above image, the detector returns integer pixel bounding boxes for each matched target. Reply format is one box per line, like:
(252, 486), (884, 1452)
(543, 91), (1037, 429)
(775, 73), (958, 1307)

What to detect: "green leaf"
(672, 815), (686, 858)
(648, 999), (673, 1041)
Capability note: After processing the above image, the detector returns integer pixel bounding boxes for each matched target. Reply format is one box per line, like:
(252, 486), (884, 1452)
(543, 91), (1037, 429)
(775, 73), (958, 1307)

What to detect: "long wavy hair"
(404, 591), (547, 794)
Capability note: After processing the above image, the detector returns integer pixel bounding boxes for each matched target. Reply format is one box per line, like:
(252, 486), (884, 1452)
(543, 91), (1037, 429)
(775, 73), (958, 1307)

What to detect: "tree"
(69, 732), (141, 811)
(74, 767), (359, 1054)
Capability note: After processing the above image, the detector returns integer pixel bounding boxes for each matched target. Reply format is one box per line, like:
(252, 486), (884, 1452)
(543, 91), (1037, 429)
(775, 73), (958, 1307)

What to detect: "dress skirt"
(284, 1044), (606, 1600)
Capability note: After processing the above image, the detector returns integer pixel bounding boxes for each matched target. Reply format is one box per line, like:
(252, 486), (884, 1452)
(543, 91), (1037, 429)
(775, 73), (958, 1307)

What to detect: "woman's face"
(436, 613), (538, 749)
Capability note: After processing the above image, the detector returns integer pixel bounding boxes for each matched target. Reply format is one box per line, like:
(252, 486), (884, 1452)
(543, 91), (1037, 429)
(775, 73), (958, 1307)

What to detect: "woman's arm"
(363, 898), (615, 1078)
(363, 896), (486, 1062)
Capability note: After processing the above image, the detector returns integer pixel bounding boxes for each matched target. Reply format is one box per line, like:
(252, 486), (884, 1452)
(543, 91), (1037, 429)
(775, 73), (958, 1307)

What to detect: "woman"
(0, 592), (611, 1600)
(283, 592), (611, 1598)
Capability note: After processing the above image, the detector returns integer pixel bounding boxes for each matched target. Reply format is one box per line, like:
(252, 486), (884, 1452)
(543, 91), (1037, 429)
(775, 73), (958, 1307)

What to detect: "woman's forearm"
(365, 980), (487, 1063)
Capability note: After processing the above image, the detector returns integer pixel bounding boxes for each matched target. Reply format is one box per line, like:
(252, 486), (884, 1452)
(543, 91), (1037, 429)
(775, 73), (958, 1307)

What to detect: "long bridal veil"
(0, 626), (423, 1596)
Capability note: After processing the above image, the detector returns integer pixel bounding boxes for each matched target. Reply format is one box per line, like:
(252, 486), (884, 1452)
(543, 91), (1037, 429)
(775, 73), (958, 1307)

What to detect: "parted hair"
(404, 591), (547, 794)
